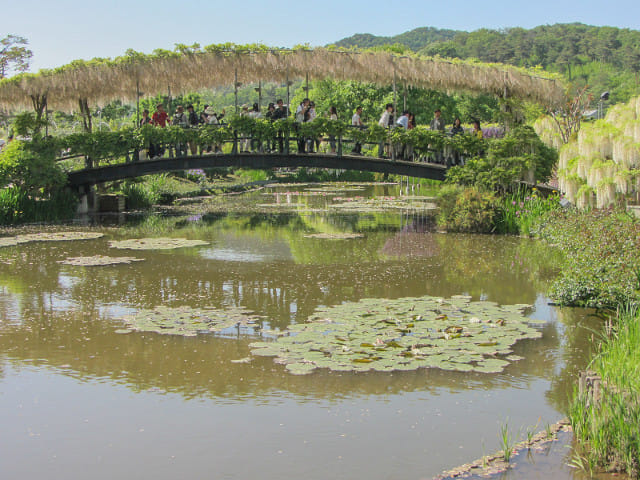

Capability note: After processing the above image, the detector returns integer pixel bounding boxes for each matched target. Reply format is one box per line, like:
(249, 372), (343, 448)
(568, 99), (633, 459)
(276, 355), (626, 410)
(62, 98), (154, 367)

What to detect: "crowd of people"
(136, 98), (487, 162)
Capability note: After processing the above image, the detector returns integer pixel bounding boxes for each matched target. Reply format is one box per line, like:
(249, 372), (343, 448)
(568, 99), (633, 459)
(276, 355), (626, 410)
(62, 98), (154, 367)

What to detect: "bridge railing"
(55, 118), (487, 170)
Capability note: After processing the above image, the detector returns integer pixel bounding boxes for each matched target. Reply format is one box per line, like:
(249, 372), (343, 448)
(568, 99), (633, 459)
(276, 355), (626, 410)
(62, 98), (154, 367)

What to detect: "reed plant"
(0, 186), (76, 225)
(569, 307), (640, 478)
(497, 187), (561, 235)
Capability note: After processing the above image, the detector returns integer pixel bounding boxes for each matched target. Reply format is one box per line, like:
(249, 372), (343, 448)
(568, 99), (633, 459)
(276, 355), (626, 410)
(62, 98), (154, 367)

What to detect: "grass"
(569, 307), (640, 478)
(497, 187), (561, 235)
(500, 422), (514, 462)
(0, 186), (77, 225)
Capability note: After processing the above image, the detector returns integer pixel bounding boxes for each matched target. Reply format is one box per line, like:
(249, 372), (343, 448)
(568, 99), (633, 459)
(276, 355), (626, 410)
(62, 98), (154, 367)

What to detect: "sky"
(5, 0), (640, 73)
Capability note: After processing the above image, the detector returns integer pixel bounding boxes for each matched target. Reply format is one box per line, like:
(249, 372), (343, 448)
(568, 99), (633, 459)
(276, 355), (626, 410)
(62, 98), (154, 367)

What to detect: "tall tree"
(0, 35), (33, 78)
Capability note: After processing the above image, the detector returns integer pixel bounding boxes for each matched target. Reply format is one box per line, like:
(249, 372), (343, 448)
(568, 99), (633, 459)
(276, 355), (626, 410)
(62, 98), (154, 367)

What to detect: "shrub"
(537, 208), (640, 309)
(446, 126), (557, 192)
(437, 186), (500, 233)
(0, 140), (67, 195)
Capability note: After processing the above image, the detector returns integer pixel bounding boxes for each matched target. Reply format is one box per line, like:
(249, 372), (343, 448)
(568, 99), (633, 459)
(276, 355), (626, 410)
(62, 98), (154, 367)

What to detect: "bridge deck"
(67, 152), (447, 188)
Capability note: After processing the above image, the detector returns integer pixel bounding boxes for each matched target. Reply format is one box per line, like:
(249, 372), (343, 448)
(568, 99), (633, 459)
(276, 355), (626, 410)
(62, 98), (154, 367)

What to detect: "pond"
(0, 183), (600, 480)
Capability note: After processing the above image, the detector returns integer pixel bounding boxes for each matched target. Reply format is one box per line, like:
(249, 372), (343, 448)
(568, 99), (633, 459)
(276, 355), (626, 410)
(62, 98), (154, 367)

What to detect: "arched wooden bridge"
(67, 152), (447, 189)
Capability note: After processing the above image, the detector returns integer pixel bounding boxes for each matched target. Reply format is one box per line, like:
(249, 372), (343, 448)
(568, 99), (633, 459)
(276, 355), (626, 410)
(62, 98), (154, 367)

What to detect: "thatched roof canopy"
(0, 46), (565, 112)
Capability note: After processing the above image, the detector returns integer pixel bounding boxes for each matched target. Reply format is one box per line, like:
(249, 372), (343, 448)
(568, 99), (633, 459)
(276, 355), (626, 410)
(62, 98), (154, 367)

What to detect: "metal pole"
(136, 79), (140, 127)
(393, 69), (397, 117)
(286, 70), (290, 113)
(235, 68), (239, 115)
(403, 82), (407, 111)
(167, 85), (172, 113)
(258, 80), (262, 111)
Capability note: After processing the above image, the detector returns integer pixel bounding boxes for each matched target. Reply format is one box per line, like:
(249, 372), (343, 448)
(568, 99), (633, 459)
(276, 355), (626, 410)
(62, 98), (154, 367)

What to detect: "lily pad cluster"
(59, 255), (144, 266)
(116, 305), (261, 336)
(330, 196), (437, 213)
(303, 233), (364, 240)
(109, 237), (209, 250)
(0, 231), (104, 248)
(250, 295), (544, 375)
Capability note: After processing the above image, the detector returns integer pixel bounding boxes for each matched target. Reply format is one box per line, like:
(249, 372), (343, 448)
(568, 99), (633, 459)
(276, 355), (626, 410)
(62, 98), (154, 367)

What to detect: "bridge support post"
(76, 185), (98, 215)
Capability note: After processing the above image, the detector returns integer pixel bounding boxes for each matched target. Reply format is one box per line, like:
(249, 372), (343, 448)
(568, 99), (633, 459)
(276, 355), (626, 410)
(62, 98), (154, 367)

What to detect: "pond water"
(0, 184), (601, 480)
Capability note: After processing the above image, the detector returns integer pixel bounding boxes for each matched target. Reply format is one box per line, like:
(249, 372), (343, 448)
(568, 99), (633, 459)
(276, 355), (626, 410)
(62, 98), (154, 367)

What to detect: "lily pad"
(109, 237), (209, 250)
(302, 233), (364, 240)
(249, 295), (544, 375)
(59, 255), (144, 266)
(118, 305), (260, 336)
(0, 231), (104, 248)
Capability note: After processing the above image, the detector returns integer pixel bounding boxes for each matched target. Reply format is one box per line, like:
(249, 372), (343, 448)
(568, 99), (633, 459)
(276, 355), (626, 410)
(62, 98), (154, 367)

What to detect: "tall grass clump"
(569, 307), (640, 478)
(496, 187), (561, 235)
(0, 186), (77, 224)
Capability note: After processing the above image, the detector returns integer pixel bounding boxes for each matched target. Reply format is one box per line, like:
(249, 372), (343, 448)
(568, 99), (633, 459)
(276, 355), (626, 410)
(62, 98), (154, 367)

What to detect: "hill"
(331, 23), (640, 103)
(332, 27), (461, 51)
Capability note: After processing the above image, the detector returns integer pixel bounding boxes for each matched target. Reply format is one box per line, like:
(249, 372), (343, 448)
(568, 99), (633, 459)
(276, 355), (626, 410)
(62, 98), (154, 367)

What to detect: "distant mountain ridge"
(332, 27), (461, 51)
(331, 23), (640, 103)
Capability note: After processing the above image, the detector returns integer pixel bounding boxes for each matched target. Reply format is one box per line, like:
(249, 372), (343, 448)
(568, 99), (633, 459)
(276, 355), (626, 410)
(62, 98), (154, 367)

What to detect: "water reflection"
(0, 199), (601, 480)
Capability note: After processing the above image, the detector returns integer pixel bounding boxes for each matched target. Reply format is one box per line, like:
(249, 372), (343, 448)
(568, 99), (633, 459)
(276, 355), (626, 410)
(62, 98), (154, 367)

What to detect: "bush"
(0, 140), (67, 195)
(446, 126), (557, 192)
(537, 208), (640, 309)
(437, 186), (500, 233)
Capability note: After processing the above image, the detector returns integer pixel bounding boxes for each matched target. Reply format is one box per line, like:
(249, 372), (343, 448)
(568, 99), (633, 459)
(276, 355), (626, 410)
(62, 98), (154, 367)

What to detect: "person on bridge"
(327, 106), (338, 154)
(249, 103), (262, 152)
(430, 109), (445, 132)
(395, 110), (410, 159)
(272, 99), (288, 152)
(152, 104), (170, 128)
(295, 99), (311, 153)
(151, 104), (169, 158)
(186, 105), (199, 155)
(351, 106), (364, 155)
(430, 109), (446, 163)
(472, 120), (483, 139)
(172, 105), (189, 156)
(378, 103), (395, 158)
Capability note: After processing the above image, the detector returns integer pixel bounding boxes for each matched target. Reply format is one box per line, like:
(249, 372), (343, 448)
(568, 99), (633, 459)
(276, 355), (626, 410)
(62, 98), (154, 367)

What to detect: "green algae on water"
(249, 295), (544, 375)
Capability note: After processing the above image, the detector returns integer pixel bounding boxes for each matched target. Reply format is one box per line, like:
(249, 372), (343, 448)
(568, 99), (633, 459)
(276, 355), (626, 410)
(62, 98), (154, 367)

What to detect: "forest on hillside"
(333, 23), (640, 103)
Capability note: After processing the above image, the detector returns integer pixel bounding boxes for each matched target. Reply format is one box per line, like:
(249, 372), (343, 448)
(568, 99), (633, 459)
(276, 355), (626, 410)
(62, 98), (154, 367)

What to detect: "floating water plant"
(330, 196), (437, 213)
(109, 237), (209, 250)
(116, 305), (260, 336)
(59, 255), (144, 266)
(303, 233), (364, 239)
(0, 231), (104, 248)
(249, 295), (544, 375)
